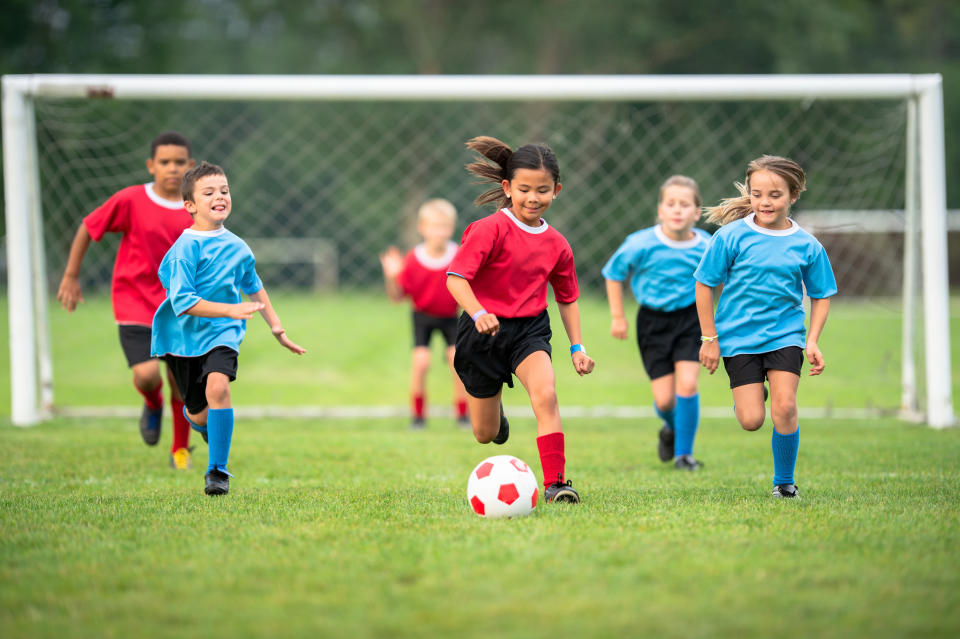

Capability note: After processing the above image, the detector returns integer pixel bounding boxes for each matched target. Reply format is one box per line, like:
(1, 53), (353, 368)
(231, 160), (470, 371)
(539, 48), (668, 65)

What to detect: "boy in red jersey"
(380, 199), (469, 429)
(57, 131), (197, 469)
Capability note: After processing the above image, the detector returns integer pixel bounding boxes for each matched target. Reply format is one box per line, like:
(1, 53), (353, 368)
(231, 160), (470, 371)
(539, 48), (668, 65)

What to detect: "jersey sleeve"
(446, 220), (494, 280)
(240, 251), (264, 295)
(164, 252), (203, 316)
(549, 241), (580, 304)
(694, 230), (732, 287)
(601, 236), (640, 282)
(801, 241), (838, 299)
(83, 190), (130, 241)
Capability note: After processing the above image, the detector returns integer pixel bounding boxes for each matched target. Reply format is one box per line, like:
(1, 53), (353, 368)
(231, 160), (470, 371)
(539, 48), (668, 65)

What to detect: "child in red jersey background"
(380, 199), (469, 429)
(56, 131), (197, 470)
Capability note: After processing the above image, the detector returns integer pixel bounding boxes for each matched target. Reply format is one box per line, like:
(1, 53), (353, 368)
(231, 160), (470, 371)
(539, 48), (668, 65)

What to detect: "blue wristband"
(570, 344), (585, 355)
(471, 309), (488, 322)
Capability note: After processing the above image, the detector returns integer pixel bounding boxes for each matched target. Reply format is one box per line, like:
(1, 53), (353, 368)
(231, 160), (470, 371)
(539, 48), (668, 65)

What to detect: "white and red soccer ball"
(467, 455), (539, 518)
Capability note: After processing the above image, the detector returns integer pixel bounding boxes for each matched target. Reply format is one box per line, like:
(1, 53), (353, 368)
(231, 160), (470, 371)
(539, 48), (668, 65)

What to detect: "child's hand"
(572, 351), (595, 376)
(610, 316), (628, 340)
(806, 341), (825, 375)
(474, 312), (499, 336)
(228, 301), (265, 320)
(57, 275), (84, 312)
(379, 247), (404, 278)
(699, 340), (720, 374)
(273, 327), (306, 355)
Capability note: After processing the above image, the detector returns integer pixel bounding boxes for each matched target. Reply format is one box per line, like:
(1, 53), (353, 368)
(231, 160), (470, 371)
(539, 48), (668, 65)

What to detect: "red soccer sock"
(170, 398), (190, 452)
(137, 382), (163, 411)
(537, 432), (566, 488)
(413, 394), (425, 418)
(455, 399), (468, 418)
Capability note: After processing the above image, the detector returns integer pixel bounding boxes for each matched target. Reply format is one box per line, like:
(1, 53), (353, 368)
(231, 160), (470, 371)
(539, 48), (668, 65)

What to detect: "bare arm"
(184, 299), (264, 320)
(695, 282), (720, 374)
(557, 300), (595, 376)
(248, 288), (306, 354)
(447, 274), (499, 336)
(805, 297), (831, 375)
(57, 224), (93, 311)
(604, 279), (629, 340)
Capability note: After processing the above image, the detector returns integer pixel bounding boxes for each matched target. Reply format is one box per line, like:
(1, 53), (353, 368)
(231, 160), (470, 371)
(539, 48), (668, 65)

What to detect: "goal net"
(2, 75), (954, 426)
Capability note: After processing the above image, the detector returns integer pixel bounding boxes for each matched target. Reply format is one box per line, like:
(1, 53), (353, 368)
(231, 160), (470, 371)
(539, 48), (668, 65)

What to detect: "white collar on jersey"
(413, 241), (458, 270)
(181, 226), (227, 237)
(500, 208), (550, 235)
(654, 224), (703, 248)
(744, 212), (800, 236)
(143, 183), (186, 210)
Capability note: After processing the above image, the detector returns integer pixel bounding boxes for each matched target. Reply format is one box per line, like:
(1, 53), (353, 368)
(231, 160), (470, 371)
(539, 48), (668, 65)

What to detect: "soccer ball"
(467, 455), (539, 518)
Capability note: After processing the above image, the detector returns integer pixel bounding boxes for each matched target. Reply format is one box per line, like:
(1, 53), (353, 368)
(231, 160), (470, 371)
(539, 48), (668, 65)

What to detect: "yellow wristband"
(700, 335), (718, 342)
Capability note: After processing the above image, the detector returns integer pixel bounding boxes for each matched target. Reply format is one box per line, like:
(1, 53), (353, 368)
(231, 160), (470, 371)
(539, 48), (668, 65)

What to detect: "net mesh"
(32, 98), (907, 295)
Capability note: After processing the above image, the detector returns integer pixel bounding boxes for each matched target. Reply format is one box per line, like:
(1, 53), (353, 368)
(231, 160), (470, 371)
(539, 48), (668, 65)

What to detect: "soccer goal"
(2, 74), (954, 427)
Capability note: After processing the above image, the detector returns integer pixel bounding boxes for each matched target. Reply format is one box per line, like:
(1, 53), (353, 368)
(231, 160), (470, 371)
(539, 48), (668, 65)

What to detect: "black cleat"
(545, 478), (580, 504)
(772, 483), (799, 498)
(674, 454), (703, 471)
(410, 416), (426, 430)
(492, 403), (509, 445)
(763, 384), (769, 402)
(657, 424), (675, 462)
(139, 404), (162, 446)
(204, 470), (230, 496)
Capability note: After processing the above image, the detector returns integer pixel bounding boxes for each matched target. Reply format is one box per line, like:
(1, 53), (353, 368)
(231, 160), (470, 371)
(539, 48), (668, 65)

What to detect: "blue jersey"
(694, 213), (837, 357)
(602, 225), (710, 311)
(151, 227), (264, 358)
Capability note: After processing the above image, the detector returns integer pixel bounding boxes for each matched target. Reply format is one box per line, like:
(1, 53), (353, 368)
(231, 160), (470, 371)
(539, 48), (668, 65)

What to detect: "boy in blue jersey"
(151, 161), (306, 496)
(695, 156), (836, 499)
(603, 176), (709, 470)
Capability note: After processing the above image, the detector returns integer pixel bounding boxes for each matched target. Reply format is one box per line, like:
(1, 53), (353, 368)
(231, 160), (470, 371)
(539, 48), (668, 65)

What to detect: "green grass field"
(2, 294), (960, 638)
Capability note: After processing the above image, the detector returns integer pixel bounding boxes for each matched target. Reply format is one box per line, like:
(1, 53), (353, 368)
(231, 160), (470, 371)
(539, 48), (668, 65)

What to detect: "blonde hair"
(659, 175), (701, 208)
(418, 198), (457, 224)
(706, 155), (806, 225)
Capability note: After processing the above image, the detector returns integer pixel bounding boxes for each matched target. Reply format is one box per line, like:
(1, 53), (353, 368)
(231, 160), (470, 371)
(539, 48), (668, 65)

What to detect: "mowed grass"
(1, 293), (960, 637)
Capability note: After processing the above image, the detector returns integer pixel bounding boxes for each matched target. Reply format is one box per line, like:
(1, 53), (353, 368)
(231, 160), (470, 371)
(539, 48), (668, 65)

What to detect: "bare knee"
(771, 398), (798, 428)
(205, 374), (231, 407)
(529, 386), (558, 413)
(737, 409), (766, 431)
(132, 362), (161, 391)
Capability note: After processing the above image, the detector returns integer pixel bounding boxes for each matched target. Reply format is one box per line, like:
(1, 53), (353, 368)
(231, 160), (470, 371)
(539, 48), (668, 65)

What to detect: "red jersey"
(447, 208), (579, 318)
(398, 241), (459, 317)
(83, 183), (193, 326)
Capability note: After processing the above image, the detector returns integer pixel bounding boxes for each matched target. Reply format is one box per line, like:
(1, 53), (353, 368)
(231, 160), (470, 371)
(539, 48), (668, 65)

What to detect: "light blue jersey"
(151, 227), (263, 358)
(602, 225), (710, 311)
(694, 213), (837, 357)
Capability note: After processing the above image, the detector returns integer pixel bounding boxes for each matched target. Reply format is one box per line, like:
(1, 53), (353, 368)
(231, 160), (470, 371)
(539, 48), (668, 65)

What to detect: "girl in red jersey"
(447, 136), (595, 504)
(380, 198), (469, 429)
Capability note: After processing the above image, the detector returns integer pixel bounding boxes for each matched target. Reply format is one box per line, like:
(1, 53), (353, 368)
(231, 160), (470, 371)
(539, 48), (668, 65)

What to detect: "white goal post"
(2, 74), (955, 427)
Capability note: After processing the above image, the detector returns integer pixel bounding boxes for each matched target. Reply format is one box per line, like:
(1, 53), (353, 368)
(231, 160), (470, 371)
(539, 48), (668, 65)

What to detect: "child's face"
(418, 212), (455, 247)
(657, 185), (700, 234)
(186, 174), (231, 229)
(749, 169), (796, 230)
(146, 145), (193, 199)
(502, 167), (561, 226)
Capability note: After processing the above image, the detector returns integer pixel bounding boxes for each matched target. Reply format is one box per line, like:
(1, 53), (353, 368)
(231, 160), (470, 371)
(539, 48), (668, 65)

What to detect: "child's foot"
(170, 447), (193, 470)
(204, 470), (230, 495)
(545, 478), (580, 504)
(456, 415), (471, 430)
(674, 454), (703, 471)
(492, 403), (509, 444)
(657, 424), (675, 462)
(139, 404), (162, 446)
(772, 483), (799, 498)
(410, 416), (426, 430)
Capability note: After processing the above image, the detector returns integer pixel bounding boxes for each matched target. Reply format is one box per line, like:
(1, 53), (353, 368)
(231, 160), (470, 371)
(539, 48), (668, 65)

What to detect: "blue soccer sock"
(206, 408), (234, 475)
(772, 428), (800, 486)
(182, 405), (207, 438)
(654, 402), (675, 431)
(674, 393), (700, 457)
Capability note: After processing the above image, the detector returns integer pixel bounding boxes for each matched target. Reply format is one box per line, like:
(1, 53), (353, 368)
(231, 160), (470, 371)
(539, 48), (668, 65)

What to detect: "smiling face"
(748, 169), (796, 230)
(146, 144), (194, 201)
(657, 184), (701, 239)
(501, 167), (562, 226)
(185, 174), (231, 230)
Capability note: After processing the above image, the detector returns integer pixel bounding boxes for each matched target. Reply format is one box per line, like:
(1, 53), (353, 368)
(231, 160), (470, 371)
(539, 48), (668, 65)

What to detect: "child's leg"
(446, 345), (469, 420)
(166, 366), (190, 453)
(204, 372), (233, 474)
(410, 346), (431, 420)
(732, 383), (766, 431)
(673, 361), (701, 457)
(466, 391), (503, 443)
(132, 359), (163, 409)
(649, 373), (677, 428)
(514, 351), (566, 487)
(768, 370), (801, 486)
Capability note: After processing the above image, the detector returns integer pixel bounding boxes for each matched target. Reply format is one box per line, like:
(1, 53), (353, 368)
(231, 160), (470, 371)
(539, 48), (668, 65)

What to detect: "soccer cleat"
(204, 469), (230, 496)
(492, 403), (509, 445)
(139, 404), (162, 446)
(674, 454), (703, 471)
(545, 477), (580, 504)
(169, 447), (193, 470)
(657, 424), (675, 462)
(772, 483), (800, 498)
(763, 384), (769, 402)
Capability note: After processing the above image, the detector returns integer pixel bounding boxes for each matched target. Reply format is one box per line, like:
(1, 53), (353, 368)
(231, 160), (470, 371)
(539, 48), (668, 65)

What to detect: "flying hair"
(465, 136), (560, 209)
(706, 155), (806, 225)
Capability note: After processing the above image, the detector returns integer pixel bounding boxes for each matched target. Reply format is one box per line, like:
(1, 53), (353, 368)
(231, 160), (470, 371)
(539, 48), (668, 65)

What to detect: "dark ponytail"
(465, 136), (560, 209)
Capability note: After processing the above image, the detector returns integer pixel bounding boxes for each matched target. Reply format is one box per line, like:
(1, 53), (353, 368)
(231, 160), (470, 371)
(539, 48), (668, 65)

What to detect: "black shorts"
(118, 324), (156, 368)
(453, 310), (552, 399)
(162, 347), (239, 414)
(635, 303), (700, 379)
(412, 311), (458, 347)
(723, 346), (804, 389)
